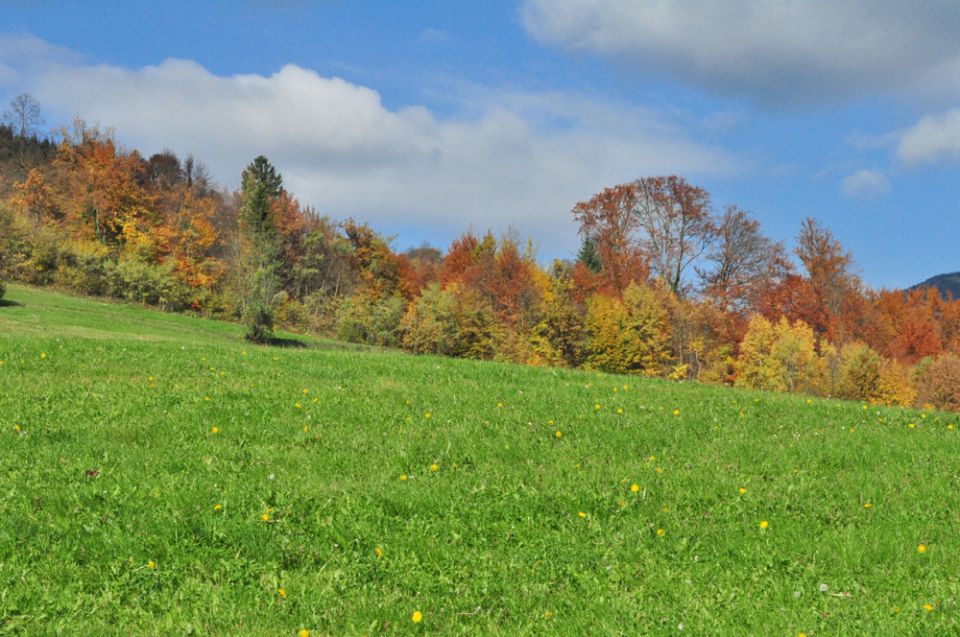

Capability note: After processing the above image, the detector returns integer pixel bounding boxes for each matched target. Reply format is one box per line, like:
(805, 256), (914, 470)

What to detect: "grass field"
(1, 284), (959, 636)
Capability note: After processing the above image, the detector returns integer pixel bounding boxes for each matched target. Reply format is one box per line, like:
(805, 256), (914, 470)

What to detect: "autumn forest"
(2, 95), (959, 411)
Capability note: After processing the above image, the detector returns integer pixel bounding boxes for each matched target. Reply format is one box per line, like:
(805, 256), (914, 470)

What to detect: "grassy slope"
(1, 284), (958, 636)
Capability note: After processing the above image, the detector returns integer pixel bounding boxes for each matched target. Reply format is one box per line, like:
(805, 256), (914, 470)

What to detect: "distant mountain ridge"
(911, 272), (960, 299)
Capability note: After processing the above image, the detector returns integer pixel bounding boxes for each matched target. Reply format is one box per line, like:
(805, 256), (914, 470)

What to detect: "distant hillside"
(912, 272), (960, 299)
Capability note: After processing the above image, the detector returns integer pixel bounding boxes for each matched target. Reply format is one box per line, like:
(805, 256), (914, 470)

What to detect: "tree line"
(1, 94), (958, 411)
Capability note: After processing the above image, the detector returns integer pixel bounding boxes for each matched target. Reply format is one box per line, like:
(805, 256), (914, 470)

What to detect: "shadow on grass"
(0, 299), (23, 308)
(264, 336), (309, 349)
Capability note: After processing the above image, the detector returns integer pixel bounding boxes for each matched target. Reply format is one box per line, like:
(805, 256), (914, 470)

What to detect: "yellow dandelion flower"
(578, 511), (587, 518)
(922, 413), (927, 419)
(594, 403), (601, 410)
(278, 588), (286, 598)
(302, 388), (309, 395)
(40, 352), (47, 360)
(630, 483), (640, 493)
(295, 402), (302, 409)
(412, 611), (423, 623)
(147, 560), (156, 569)
(672, 409), (680, 416)
(798, 633), (807, 637)
(923, 603), (934, 612)
(375, 547), (383, 558)
(738, 487), (747, 495)
(303, 425), (309, 432)
(400, 474), (408, 481)
(617, 407), (624, 415)
(214, 504), (222, 511)
(204, 396), (210, 401)
(261, 513), (270, 522)
(863, 502), (873, 509)
(908, 422), (916, 429)
(655, 466), (664, 474)
(497, 402), (504, 408)
(430, 463), (440, 473)
(555, 430), (563, 439)
(424, 412), (432, 419)
(648, 455), (656, 462)
(949, 424), (956, 430)
(547, 419), (555, 425)
(759, 520), (769, 530)
(14, 424), (21, 433)
(211, 426), (219, 434)
(656, 528), (666, 537)
(298, 629), (311, 637)
(918, 543), (927, 553)
(544, 610), (554, 619)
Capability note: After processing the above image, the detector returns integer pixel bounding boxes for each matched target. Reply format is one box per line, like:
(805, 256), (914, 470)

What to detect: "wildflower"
(655, 466), (663, 474)
(578, 511), (587, 518)
(213, 504), (222, 511)
(924, 603), (934, 612)
(759, 520), (769, 530)
(662, 505), (670, 513)
(295, 402), (302, 409)
(656, 528), (666, 537)
(147, 561), (156, 569)
(13, 425), (21, 433)
(375, 547), (383, 558)
(302, 388), (309, 395)
(555, 430), (563, 439)
(424, 412), (432, 419)
(818, 583), (828, 593)
(430, 463), (440, 473)
(648, 455), (656, 462)
(918, 544), (927, 554)
(544, 610), (554, 619)
(412, 611), (423, 623)
(908, 423), (916, 429)
(672, 409), (680, 416)
(298, 630), (311, 637)
(211, 426), (219, 434)
(303, 425), (309, 432)
(617, 407), (624, 415)
(261, 513), (270, 522)
(798, 633), (807, 637)
(738, 487), (747, 495)
(277, 588), (286, 598)
(400, 474), (408, 481)
(497, 402), (504, 408)
(40, 352), (47, 360)
(594, 403), (601, 410)
(863, 502), (873, 509)
(630, 483), (640, 493)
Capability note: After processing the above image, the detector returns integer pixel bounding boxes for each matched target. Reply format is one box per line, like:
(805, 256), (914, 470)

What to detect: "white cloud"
(0, 35), (733, 256)
(841, 169), (890, 200)
(521, 0), (960, 103)
(897, 108), (960, 164)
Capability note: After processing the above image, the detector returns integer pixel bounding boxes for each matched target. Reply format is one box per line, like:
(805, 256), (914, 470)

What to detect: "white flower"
(818, 583), (829, 593)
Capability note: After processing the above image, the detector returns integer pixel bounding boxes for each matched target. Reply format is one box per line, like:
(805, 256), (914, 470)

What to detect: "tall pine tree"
(239, 156), (283, 342)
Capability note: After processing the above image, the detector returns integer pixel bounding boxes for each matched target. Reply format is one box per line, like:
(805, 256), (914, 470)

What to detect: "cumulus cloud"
(521, 0), (960, 103)
(841, 169), (891, 201)
(0, 35), (732, 255)
(897, 108), (960, 164)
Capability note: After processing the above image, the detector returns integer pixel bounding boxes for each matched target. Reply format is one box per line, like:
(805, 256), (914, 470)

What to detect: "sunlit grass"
(1, 284), (958, 635)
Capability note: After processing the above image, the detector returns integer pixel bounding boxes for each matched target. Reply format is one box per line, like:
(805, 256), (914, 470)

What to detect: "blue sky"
(1, 0), (959, 288)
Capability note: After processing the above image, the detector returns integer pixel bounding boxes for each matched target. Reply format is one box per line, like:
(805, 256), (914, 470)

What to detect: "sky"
(1, 0), (959, 288)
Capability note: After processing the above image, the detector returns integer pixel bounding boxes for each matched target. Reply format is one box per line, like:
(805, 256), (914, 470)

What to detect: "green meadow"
(1, 283), (958, 636)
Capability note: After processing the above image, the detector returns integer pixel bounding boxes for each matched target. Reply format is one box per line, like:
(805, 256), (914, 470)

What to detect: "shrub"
(400, 283), (459, 355)
(834, 342), (882, 401)
(108, 258), (192, 311)
(337, 293), (406, 347)
(913, 353), (960, 411)
(0, 279), (5, 301)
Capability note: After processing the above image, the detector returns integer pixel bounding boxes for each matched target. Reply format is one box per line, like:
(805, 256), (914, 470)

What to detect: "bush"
(337, 293), (406, 347)
(835, 342), (882, 401)
(913, 353), (960, 411)
(400, 283), (459, 355)
(108, 258), (192, 311)
(0, 279), (5, 301)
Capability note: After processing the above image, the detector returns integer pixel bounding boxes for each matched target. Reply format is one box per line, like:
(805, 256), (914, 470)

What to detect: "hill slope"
(911, 271), (960, 299)
(1, 284), (959, 635)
